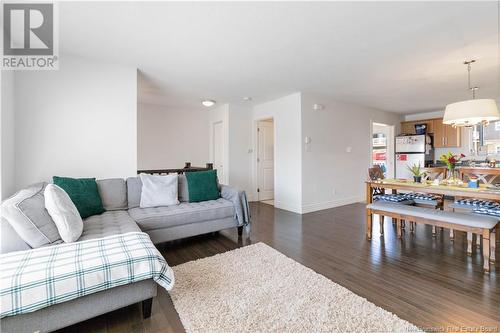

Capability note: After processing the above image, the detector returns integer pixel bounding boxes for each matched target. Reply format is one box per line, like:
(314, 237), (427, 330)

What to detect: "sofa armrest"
(220, 185), (250, 226)
(220, 184), (242, 200)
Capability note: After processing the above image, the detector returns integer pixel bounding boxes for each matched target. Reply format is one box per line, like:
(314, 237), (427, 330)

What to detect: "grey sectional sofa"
(1, 175), (248, 333)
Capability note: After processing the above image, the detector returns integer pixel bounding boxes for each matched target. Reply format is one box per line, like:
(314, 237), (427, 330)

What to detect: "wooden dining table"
(366, 179), (500, 204)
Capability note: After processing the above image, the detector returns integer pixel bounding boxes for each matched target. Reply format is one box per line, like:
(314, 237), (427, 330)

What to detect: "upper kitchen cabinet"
(433, 119), (461, 148)
(401, 122), (416, 134)
(400, 119), (434, 135)
(400, 118), (460, 148)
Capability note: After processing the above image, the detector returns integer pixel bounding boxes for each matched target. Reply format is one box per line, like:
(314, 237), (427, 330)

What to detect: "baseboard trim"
(274, 201), (302, 214)
(301, 195), (364, 214)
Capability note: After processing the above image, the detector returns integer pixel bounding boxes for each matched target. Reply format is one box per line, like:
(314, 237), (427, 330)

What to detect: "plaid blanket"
(1, 232), (174, 318)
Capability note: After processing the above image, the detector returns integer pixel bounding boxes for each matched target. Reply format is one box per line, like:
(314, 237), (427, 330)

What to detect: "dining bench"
(366, 201), (498, 273)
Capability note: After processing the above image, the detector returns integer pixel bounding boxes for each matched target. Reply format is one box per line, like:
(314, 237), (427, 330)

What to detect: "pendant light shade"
(443, 99), (500, 127)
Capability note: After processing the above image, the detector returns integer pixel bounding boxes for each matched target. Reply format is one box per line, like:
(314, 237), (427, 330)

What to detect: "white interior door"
(212, 121), (225, 183)
(258, 120), (274, 200)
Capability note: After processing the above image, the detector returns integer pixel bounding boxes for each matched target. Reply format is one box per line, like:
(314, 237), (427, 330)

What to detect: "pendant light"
(443, 60), (499, 127)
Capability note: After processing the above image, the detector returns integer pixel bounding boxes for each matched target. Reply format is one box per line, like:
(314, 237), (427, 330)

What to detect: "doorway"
(212, 120), (225, 183)
(372, 122), (395, 178)
(257, 118), (274, 205)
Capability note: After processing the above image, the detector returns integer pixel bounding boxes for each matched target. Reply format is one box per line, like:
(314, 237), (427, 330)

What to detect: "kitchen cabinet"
(432, 119), (460, 148)
(400, 120), (434, 135)
(400, 118), (460, 148)
(401, 122), (416, 134)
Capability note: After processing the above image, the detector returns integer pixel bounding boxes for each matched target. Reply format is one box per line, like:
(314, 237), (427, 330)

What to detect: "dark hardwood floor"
(59, 202), (499, 333)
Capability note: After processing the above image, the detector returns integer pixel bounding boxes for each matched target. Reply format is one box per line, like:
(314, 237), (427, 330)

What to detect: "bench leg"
(397, 219), (402, 239)
(432, 226), (437, 237)
(449, 229), (454, 241)
(482, 230), (490, 273)
(379, 216), (384, 236)
(237, 226), (243, 237)
(476, 234), (481, 249)
(467, 232), (473, 255)
(490, 231), (496, 263)
(366, 210), (373, 240)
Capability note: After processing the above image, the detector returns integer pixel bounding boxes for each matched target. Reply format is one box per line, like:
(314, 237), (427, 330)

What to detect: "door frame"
(252, 117), (276, 201)
(370, 121), (395, 179)
(209, 118), (229, 185)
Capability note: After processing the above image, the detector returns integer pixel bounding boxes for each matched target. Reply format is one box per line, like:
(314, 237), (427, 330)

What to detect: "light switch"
(305, 136), (311, 144)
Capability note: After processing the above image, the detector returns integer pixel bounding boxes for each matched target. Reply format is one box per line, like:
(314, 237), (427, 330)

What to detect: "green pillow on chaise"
(53, 176), (105, 218)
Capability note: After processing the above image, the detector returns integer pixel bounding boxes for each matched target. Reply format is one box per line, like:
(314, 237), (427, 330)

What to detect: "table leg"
(490, 231), (496, 263)
(467, 232), (473, 255)
(366, 182), (373, 204)
(366, 209), (373, 240)
(482, 230), (490, 273)
(397, 219), (402, 239)
(379, 217), (384, 236)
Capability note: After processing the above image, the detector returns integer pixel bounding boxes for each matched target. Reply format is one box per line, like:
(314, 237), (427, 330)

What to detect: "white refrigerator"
(395, 135), (433, 179)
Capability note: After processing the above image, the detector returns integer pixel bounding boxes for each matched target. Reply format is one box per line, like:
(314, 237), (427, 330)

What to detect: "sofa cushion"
(1, 182), (62, 248)
(78, 211), (141, 241)
(185, 170), (220, 202)
(97, 178), (127, 211)
(45, 184), (83, 243)
(0, 218), (31, 254)
(127, 176), (142, 209)
(178, 174), (189, 202)
(53, 176), (105, 218)
(128, 198), (235, 231)
(139, 173), (179, 208)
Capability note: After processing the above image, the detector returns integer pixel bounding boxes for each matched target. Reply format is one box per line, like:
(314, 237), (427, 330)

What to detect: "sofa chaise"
(0, 174), (250, 333)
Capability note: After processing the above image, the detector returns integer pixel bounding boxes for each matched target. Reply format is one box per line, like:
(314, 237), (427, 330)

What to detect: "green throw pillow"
(53, 176), (105, 218)
(185, 170), (220, 203)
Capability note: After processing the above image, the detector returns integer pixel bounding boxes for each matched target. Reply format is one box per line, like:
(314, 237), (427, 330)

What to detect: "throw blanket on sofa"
(0, 232), (174, 318)
(221, 185), (251, 226)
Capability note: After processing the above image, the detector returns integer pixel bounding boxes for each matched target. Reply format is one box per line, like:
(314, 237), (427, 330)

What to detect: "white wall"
(227, 104), (253, 197)
(209, 104), (230, 184)
(13, 54), (137, 189)
(1, 71), (16, 199)
(252, 93), (302, 213)
(137, 103), (209, 170)
(301, 93), (401, 213)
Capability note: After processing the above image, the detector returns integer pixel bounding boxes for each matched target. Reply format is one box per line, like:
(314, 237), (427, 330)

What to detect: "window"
(482, 120), (500, 155)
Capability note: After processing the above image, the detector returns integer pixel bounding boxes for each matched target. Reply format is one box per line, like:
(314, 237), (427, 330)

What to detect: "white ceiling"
(59, 1), (500, 114)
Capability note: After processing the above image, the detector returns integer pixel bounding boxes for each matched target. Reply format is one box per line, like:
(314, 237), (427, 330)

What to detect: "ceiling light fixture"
(243, 97), (252, 101)
(443, 60), (499, 127)
(201, 99), (216, 107)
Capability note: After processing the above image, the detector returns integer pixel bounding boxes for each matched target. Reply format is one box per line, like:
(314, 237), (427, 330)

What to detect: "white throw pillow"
(44, 184), (83, 243)
(139, 173), (179, 208)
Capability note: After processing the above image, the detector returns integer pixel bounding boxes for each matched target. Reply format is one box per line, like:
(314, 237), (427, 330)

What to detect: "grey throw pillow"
(97, 178), (127, 211)
(1, 182), (62, 248)
(178, 174), (189, 202)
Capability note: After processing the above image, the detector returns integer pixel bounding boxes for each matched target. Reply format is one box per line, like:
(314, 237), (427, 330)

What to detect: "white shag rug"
(169, 242), (421, 333)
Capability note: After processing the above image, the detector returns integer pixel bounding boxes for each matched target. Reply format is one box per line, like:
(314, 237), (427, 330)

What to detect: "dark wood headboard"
(137, 162), (213, 175)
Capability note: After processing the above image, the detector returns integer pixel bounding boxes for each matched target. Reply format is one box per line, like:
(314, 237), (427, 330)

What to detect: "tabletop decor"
(406, 163), (426, 183)
(440, 152), (465, 185)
